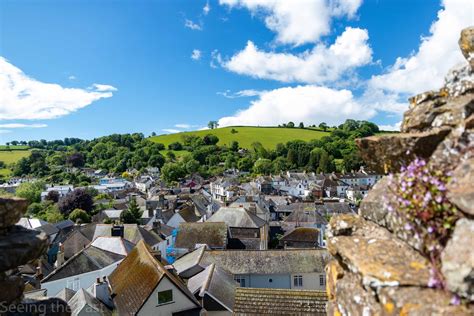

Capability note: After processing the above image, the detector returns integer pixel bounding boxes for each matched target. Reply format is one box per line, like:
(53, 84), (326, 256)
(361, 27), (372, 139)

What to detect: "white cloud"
(191, 49), (202, 61)
(175, 123), (192, 129)
(210, 50), (223, 68)
(91, 84), (117, 92)
(378, 121), (401, 132)
(222, 27), (372, 84)
(217, 89), (265, 98)
(203, 1), (211, 15)
(0, 123), (47, 128)
(218, 85), (375, 127)
(68, 75), (76, 80)
(369, 0), (473, 95)
(0, 130), (11, 134)
(0, 57), (116, 120)
(219, 0), (362, 46)
(185, 19), (202, 31)
(162, 129), (181, 134)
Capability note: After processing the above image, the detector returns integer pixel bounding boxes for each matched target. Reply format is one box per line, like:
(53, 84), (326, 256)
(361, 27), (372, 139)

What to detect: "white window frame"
(293, 275), (303, 287)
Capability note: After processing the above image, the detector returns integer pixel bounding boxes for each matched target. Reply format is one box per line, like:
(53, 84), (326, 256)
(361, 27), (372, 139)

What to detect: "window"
(67, 278), (80, 291)
(234, 276), (246, 287)
(320, 275), (325, 286)
(158, 290), (173, 305)
(293, 275), (303, 287)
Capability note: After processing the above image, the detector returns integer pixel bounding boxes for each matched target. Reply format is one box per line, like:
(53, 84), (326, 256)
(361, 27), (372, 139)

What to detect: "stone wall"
(0, 197), (70, 315)
(326, 27), (474, 315)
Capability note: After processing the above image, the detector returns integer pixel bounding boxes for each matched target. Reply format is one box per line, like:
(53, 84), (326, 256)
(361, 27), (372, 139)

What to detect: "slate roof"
(92, 224), (163, 246)
(280, 227), (319, 243)
(175, 222), (227, 250)
(17, 217), (47, 229)
(233, 287), (327, 315)
(90, 237), (135, 256)
(207, 207), (266, 228)
(172, 246), (206, 276)
(200, 249), (329, 275)
(68, 288), (112, 316)
(284, 209), (328, 225)
(187, 263), (237, 312)
(177, 205), (201, 223)
(55, 288), (76, 302)
(190, 194), (210, 216)
(62, 226), (95, 259)
(36, 223), (59, 237)
(314, 202), (351, 215)
(54, 219), (75, 231)
(108, 240), (200, 316)
(42, 246), (125, 283)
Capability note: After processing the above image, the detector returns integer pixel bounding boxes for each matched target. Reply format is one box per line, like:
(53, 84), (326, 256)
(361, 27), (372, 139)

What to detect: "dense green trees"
(16, 181), (45, 204)
(120, 197), (142, 224)
(10, 119), (378, 185)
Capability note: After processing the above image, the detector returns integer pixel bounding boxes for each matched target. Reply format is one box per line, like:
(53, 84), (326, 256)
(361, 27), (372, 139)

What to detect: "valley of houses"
(11, 167), (381, 315)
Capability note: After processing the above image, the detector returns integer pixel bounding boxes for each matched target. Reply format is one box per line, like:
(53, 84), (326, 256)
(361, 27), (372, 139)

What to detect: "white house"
(109, 241), (201, 315)
(41, 185), (74, 201)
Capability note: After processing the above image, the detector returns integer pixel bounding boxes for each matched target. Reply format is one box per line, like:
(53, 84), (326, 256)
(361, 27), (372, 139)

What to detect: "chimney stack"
(111, 225), (124, 238)
(93, 276), (114, 309)
(54, 243), (65, 268)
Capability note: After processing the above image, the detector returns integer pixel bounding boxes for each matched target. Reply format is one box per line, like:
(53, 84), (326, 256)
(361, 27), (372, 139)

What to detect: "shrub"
(69, 208), (91, 223)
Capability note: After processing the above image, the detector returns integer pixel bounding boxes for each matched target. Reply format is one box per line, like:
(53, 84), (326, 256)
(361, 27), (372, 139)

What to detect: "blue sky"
(0, 0), (472, 143)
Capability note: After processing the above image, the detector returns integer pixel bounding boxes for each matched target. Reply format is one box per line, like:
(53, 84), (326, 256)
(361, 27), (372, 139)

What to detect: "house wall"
(234, 272), (326, 290)
(41, 261), (122, 296)
(236, 273), (290, 289)
(138, 276), (198, 316)
(290, 273), (326, 290)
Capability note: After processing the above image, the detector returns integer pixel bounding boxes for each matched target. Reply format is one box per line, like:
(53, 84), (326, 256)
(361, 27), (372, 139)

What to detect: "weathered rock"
(0, 197), (28, 232)
(359, 177), (424, 251)
(402, 93), (474, 133)
(378, 286), (472, 315)
(460, 26), (474, 68)
(430, 116), (474, 170)
(332, 271), (382, 316)
(356, 127), (451, 174)
(0, 272), (25, 305)
(446, 158), (474, 215)
(0, 225), (48, 271)
(441, 218), (474, 301)
(326, 260), (344, 301)
(328, 215), (431, 287)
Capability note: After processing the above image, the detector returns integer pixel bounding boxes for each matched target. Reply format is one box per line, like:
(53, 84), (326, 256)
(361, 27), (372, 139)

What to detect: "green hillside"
(150, 126), (330, 149)
(0, 150), (31, 177)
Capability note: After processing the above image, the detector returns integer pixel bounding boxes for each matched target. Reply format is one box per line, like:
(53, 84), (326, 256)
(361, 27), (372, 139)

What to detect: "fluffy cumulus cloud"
(378, 121), (401, 132)
(370, 0), (473, 95)
(191, 49), (202, 61)
(0, 57), (116, 120)
(222, 27), (372, 84)
(219, 0), (362, 46)
(218, 85), (375, 127)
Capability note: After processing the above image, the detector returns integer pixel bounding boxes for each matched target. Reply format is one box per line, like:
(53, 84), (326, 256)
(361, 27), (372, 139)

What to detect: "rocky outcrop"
(0, 197), (70, 315)
(327, 27), (474, 315)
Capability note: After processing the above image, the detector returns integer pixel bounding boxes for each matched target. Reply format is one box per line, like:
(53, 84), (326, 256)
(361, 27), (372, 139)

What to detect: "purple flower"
(450, 295), (461, 305)
(435, 195), (443, 203)
(404, 223), (413, 231)
(427, 226), (434, 234)
(423, 191), (432, 203)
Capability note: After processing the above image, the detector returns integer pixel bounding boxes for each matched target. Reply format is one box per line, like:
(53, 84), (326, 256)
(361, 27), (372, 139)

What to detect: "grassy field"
(0, 150), (31, 177)
(0, 145), (29, 150)
(150, 126), (330, 149)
